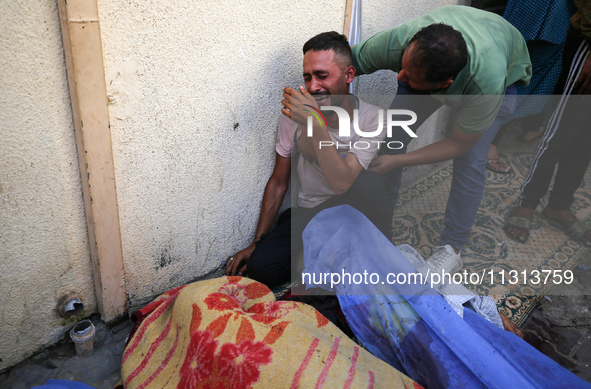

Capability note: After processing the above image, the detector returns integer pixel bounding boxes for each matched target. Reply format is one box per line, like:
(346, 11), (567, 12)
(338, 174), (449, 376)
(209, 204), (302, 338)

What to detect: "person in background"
(504, 0), (591, 246)
(485, 0), (576, 174)
(348, 6), (531, 272)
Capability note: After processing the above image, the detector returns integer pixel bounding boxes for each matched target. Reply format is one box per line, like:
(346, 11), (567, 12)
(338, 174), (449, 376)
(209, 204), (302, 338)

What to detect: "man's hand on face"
(281, 86), (322, 163)
(225, 243), (254, 276)
(281, 86), (320, 126)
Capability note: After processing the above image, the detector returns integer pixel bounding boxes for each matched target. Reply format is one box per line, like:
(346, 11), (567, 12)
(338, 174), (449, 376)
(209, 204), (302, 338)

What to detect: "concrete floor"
(0, 317), (132, 389)
(520, 248), (591, 382)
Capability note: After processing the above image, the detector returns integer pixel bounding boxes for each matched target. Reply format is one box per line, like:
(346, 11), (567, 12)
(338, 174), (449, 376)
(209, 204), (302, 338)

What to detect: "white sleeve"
(275, 115), (293, 158)
(348, 103), (387, 169)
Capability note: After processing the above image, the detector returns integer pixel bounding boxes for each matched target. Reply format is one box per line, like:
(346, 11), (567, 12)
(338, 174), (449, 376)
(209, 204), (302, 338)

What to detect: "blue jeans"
(384, 82), (517, 250)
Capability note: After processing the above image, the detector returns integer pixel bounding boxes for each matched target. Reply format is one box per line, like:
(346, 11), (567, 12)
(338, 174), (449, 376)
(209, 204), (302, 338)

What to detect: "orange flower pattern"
(178, 330), (218, 388)
(205, 281), (297, 326)
(178, 328), (273, 388)
(122, 277), (420, 389)
(217, 340), (273, 387)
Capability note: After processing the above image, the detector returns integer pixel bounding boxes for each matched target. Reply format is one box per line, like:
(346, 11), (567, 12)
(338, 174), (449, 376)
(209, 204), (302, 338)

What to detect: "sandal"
(486, 159), (513, 174)
(542, 214), (591, 247)
(503, 213), (532, 243)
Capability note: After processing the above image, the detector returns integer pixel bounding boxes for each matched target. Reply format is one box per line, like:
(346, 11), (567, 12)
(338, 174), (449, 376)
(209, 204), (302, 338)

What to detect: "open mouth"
(313, 94), (330, 104)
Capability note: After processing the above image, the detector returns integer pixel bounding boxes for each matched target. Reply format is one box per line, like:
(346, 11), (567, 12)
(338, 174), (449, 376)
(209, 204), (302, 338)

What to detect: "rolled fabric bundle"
(120, 276), (420, 389)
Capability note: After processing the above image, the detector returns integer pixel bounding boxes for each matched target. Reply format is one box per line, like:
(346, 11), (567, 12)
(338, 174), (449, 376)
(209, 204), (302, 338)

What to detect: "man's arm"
(297, 128), (317, 164)
(309, 121), (364, 194)
(281, 86), (364, 194)
(369, 125), (481, 174)
(226, 153), (290, 276)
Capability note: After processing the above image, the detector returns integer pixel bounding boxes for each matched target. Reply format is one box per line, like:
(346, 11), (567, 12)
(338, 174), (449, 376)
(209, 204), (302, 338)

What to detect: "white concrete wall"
(100, 0), (467, 308)
(0, 0), (96, 371)
(98, 0), (349, 307)
(1, 0), (467, 370)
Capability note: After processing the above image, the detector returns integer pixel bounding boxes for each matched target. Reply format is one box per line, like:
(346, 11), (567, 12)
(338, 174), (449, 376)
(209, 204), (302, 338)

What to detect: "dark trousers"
(248, 170), (394, 288)
(518, 33), (591, 211)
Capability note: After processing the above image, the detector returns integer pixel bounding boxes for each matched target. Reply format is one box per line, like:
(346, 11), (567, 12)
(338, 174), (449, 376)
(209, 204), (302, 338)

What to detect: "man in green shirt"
(351, 6), (531, 271)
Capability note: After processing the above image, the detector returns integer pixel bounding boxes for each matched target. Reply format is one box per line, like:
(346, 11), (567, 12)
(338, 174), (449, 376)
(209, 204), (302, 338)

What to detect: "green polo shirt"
(352, 5), (532, 134)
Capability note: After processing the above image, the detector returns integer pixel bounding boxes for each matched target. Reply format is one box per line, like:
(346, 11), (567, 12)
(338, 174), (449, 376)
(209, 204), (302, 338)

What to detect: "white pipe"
(348, 0), (362, 94)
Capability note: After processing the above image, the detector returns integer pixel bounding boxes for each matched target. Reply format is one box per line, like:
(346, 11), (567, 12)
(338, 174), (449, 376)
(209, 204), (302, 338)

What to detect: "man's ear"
(344, 65), (356, 83)
(439, 78), (454, 89)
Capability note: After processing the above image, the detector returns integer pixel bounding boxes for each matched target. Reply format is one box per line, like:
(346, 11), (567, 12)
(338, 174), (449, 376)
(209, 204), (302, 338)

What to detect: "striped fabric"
(519, 39), (590, 197)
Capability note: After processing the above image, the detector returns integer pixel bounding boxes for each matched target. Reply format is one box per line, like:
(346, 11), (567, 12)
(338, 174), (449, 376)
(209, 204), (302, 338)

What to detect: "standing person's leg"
(438, 84), (518, 251)
(504, 37), (590, 243)
(542, 87), (591, 246)
(518, 112), (545, 142)
(519, 39), (590, 209)
(486, 121), (513, 174)
(546, 118), (591, 212)
(517, 99), (587, 210)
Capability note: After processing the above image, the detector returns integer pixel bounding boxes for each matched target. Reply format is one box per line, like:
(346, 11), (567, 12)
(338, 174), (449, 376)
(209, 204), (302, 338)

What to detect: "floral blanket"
(120, 276), (421, 389)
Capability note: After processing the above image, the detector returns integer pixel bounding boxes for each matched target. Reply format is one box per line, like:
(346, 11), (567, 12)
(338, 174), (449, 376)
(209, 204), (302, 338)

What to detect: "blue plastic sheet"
(302, 205), (591, 388)
(32, 379), (95, 389)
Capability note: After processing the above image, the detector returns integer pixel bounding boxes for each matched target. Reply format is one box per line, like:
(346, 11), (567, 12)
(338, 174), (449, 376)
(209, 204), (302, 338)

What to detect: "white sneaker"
(426, 245), (463, 274)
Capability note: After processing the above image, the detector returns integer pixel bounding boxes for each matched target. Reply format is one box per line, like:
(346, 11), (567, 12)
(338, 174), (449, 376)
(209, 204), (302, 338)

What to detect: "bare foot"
(487, 144), (499, 161)
(500, 311), (523, 338)
(543, 207), (591, 247)
(504, 207), (534, 243)
(486, 144), (513, 173)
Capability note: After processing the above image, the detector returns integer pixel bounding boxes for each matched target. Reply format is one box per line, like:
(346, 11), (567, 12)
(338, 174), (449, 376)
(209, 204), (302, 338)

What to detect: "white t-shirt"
(275, 98), (386, 208)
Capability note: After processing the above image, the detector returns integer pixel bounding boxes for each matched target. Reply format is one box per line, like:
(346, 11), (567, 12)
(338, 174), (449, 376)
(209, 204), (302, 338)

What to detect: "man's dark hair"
(408, 23), (468, 83)
(303, 31), (353, 68)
